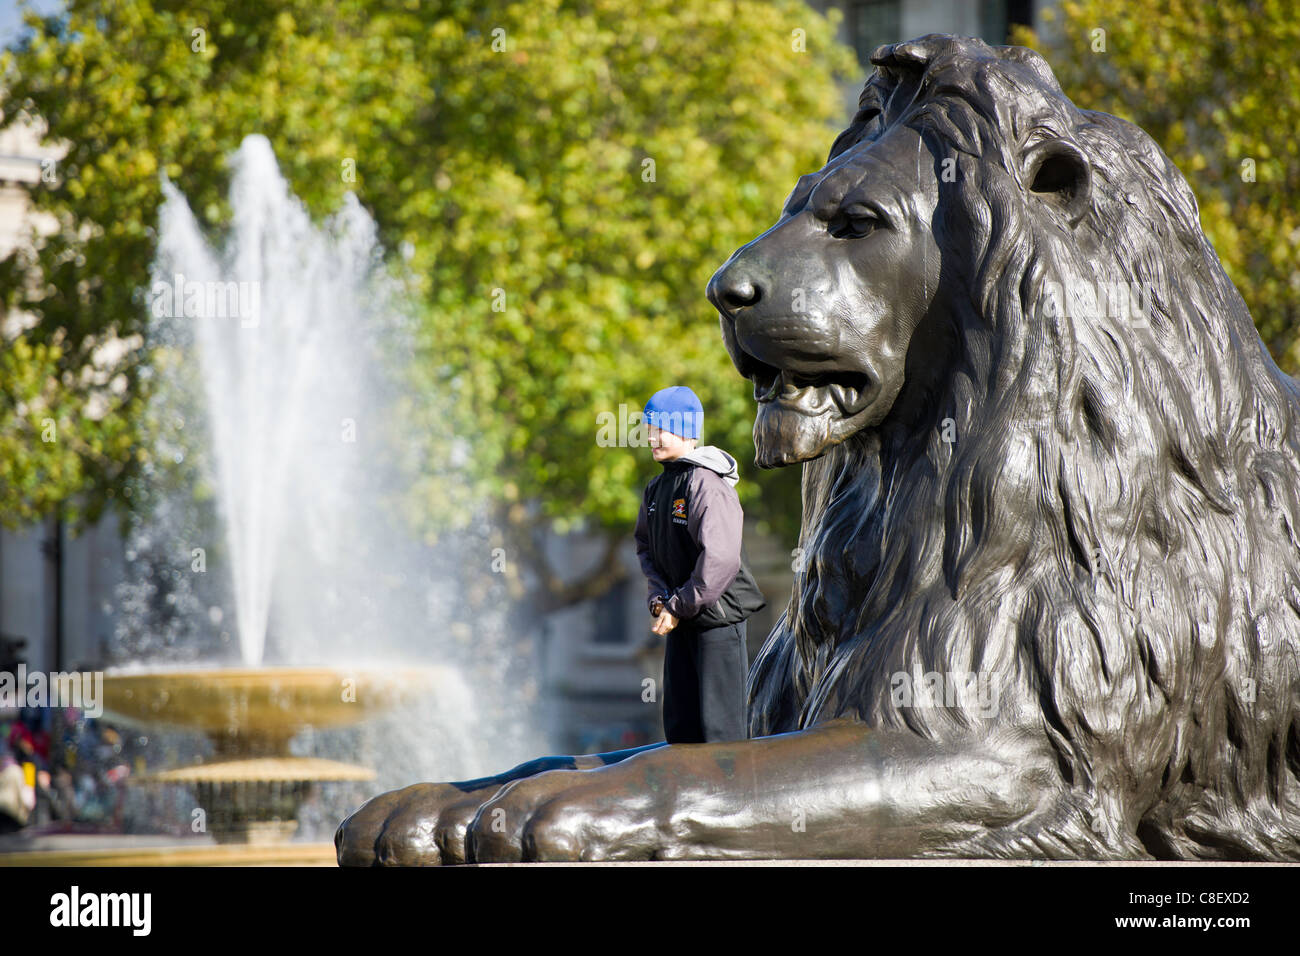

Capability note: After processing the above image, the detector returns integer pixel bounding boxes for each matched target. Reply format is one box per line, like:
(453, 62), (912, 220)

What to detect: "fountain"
(101, 666), (431, 843)
(99, 135), (538, 851)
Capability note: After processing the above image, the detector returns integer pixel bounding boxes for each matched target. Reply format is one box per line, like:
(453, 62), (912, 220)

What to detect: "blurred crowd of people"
(0, 705), (140, 834)
(0, 705), (366, 842)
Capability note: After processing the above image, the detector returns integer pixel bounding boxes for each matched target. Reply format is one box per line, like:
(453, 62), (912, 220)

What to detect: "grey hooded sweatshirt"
(634, 445), (766, 627)
(679, 445), (740, 486)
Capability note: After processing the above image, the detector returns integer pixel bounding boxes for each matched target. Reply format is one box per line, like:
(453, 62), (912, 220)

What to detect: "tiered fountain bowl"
(103, 666), (439, 844)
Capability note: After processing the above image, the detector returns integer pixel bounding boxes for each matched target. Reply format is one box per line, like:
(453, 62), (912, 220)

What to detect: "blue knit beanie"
(644, 386), (703, 440)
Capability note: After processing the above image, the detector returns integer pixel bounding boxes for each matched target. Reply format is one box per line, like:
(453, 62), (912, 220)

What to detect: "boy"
(633, 385), (766, 744)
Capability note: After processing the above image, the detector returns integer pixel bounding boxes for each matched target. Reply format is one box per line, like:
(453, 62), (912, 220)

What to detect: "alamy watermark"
(891, 670), (1000, 718)
(0, 665), (103, 718)
(595, 404), (703, 448)
(49, 885), (150, 936)
(150, 272), (261, 328)
(1041, 275), (1158, 327)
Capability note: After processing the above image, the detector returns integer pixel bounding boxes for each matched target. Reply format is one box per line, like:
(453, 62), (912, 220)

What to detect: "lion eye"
(828, 204), (884, 239)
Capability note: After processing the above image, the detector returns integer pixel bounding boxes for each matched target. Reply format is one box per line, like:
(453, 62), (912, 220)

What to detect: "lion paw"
(335, 782), (498, 866)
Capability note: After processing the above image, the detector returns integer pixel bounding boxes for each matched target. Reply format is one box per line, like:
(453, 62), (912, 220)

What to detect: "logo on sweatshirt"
(672, 498), (687, 521)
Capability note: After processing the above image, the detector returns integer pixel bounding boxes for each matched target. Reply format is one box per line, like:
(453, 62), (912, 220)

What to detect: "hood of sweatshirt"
(676, 445), (740, 487)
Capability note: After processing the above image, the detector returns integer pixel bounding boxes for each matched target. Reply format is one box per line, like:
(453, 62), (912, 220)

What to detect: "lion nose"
(707, 259), (765, 317)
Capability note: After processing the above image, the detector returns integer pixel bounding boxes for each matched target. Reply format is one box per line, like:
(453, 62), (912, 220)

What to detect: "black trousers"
(662, 619), (749, 744)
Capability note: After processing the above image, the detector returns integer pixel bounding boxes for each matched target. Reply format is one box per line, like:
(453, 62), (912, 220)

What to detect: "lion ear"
(1023, 139), (1092, 227)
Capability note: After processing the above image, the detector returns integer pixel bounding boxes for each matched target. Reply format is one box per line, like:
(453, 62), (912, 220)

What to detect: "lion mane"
(747, 36), (1300, 860)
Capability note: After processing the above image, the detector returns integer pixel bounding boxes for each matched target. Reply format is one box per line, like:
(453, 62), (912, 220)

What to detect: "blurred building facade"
(813, 0), (1050, 114)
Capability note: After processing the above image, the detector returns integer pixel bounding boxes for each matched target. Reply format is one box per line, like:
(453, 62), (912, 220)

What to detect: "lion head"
(727, 35), (1300, 860)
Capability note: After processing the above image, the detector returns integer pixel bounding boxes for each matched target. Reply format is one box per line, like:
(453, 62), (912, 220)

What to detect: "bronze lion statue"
(337, 34), (1300, 863)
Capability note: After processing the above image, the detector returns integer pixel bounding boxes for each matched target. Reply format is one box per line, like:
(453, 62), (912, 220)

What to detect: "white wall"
(0, 523), (51, 670)
(0, 516), (123, 673)
(59, 518), (124, 669)
(902, 0), (984, 38)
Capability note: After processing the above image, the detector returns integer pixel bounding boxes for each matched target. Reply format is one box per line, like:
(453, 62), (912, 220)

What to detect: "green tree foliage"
(0, 336), (138, 523)
(1, 0), (857, 600)
(1014, 1), (1300, 371)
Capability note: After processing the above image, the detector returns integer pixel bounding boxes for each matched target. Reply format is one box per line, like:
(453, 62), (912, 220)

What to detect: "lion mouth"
(746, 359), (875, 418)
(721, 317), (889, 466)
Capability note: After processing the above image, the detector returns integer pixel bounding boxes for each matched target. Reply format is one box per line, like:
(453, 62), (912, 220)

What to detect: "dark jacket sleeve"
(634, 482), (670, 612)
(664, 470), (743, 620)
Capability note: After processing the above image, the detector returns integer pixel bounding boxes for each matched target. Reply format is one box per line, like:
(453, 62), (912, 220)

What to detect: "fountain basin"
(102, 665), (441, 843)
(103, 665), (441, 749)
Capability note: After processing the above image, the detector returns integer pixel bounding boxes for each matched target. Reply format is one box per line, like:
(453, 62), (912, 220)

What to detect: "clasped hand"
(650, 598), (678, 635)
